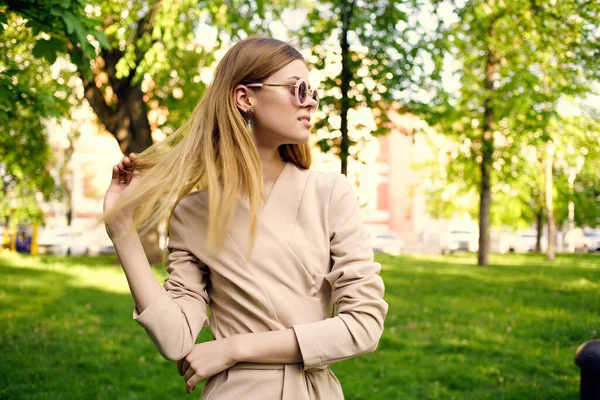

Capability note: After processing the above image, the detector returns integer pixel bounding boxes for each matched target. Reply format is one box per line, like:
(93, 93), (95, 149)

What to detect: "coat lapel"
(236, 162), (308, 248)
(230, 163), (324, 324)
(258, 162), (303, 242)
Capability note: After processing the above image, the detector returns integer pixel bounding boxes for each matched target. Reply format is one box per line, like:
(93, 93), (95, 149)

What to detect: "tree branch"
(78, 66), (117, 131)
(126, 1), (163, 83)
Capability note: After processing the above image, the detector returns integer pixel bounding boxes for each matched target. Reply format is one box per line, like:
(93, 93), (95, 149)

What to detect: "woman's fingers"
(181, 357), (200, 394)
(119, 154), (136, 170)
(186, 375), (198, 394)
(111, 166), (120, 184)
(115, 154), (138, 185)
(181, 359), (190, 375)
(111, 165), (126, 186)
(186, 373), (200, 393)
(177, 359), (184, 376)
(186, 384), (196, 394)
(120, 157), (131, 169)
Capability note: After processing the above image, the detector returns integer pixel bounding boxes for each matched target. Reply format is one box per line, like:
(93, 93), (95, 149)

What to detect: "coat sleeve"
(292, 174), (389, 372)
(132, 201), (210, 362)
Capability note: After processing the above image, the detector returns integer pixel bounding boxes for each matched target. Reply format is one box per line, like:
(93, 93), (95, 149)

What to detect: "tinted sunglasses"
(245, 78), (319, 110)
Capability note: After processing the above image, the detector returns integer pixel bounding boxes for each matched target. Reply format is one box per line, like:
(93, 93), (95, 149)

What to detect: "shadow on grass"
(0, 260), (211, 400)
(34, 254), (167, 269)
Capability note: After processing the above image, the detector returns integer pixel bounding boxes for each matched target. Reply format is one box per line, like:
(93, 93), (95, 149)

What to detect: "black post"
(575, 340), (600, 400)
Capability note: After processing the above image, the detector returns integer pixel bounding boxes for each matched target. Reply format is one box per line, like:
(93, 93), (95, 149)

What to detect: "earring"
(245, 108), (254, 135)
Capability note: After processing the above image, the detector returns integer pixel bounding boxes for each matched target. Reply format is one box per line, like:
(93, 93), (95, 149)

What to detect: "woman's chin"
(281, 132), (310, 145)
(296, 131), (311, 144)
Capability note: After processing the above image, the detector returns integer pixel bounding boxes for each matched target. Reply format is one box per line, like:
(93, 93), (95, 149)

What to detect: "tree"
(415, 0), (599, 265)
(0, 8), (95, 225)
(287, 0), (424, 175)
(553, 105), (600, 229)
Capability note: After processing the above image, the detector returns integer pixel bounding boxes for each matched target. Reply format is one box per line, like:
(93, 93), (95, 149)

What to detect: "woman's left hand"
(177, 339), (238, 394)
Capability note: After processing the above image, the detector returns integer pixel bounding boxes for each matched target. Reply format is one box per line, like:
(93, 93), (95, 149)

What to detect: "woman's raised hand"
(103, 153), (141, 237)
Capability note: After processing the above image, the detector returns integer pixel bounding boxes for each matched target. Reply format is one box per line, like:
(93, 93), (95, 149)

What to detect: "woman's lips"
(298, 119), (312, 128)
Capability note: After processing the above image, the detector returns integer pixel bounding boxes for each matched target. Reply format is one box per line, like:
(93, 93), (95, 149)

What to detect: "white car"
(439, 230), (479, 254)
(490, 230), (512, 254)
(564, 228), (600, 253)
(37, 227), (89, 256)
(370, 232), (404, 256)
(585, 230), (600, 252)
(509, 230), (547, 253)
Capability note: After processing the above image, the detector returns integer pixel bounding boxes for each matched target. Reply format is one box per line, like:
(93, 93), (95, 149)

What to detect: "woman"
(100, 36), (388, 399)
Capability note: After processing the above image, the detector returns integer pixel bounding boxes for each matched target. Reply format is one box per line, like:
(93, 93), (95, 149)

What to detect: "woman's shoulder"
(172, 190), (209, 215)
(303, 167), (351, 196)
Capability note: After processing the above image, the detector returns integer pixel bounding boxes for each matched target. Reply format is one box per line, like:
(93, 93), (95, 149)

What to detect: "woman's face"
(244, 59), (318, 147)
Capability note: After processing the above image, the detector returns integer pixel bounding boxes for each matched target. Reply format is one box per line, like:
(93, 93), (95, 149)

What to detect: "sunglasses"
(245, 78), (319, 110)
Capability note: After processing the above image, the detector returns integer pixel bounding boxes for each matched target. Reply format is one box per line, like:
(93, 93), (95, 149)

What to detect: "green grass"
(1, 251), (598, 399)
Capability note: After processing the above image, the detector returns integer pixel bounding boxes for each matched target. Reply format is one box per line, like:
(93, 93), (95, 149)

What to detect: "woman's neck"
(256, 149), (286, 185)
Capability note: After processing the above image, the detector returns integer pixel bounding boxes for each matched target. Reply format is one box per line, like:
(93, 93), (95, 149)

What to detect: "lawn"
(1, 251), (598, 399)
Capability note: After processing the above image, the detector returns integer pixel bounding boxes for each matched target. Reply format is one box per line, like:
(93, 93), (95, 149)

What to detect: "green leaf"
(31, 38), (64, 64)
(61, 11), (78, 34)
(69, 49), (84, 68)
(25, 19), (44, 35)
(93, 31), (111, 50)
(49, 6), (63, 17)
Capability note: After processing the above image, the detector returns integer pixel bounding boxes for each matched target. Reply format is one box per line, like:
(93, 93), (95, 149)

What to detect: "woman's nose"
(305, 93), (318, 111)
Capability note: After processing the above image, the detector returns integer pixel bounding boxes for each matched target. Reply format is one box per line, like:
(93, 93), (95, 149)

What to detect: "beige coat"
(132, 162), (389, 399)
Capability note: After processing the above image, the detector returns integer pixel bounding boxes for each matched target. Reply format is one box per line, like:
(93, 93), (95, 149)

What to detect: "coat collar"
(235, 161), (310, 250)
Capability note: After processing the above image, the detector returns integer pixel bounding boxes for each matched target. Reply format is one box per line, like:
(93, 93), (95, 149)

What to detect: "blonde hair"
(96, 36), (312, 263)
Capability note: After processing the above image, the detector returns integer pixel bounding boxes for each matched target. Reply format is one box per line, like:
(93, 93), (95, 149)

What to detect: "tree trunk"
(68, 5), (164, 263)
(58, 137), (75, 227)
(535, 209), (543, 253)
(339, 0), (354, 176)
(477, 32), (497, 267)
(478, 145), (492, 266)
(80, 57), (161, 264)
(545, 142), (556, 261)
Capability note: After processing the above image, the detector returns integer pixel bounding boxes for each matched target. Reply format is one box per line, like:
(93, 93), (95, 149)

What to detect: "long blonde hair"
(97, 36), (312, 263)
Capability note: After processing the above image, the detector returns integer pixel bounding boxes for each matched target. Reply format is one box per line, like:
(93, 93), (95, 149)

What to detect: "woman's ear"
(234, 84), (254, 113)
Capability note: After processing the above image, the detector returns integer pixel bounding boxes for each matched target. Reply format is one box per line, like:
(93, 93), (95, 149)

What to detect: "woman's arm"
(104, 156), (166, 313)
(112, 225), (164, 313)
(230, 328), (303, 364)
(115, 201), (211, 362)
(287, 175), (388, 372)
(229, 175), (387, 368)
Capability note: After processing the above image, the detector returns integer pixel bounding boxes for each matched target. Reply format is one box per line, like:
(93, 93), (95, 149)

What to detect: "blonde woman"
(101, 36), (388, 399)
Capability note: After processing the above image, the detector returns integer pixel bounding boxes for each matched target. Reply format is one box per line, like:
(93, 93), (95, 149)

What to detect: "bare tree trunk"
(58, 135), (76, 228)
(535, 209), (543, 253)
(545, 142), (556, 261)
(478, 29), (498, 267)
(65, 3), (165, 263)
(77, 42), (164, 263)
(541, 54), (556, 261)
(478, 147), (492, 266)
(339, 0), (355, 176)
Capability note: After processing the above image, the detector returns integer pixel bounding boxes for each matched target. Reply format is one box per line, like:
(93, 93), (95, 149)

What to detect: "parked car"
(98, 239), (117, 255)
(509, 230), (547, 253)
(439, 229), (478, 254)
(585, 230), (600, 252)
(564, 228), (600, 253)
(37, 227), (89, 256)
(370, 232), (404, 256)
(490, 230), (512, 254)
